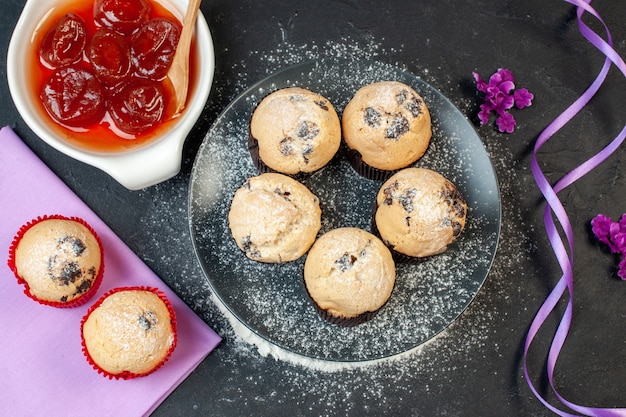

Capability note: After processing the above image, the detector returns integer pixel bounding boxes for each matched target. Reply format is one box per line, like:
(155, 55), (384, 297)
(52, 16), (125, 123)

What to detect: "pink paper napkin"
(0, 126), (221, 417)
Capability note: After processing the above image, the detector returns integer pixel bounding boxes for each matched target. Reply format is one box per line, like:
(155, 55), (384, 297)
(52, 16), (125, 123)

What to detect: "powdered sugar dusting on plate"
(189, 51), (500, 367)
(135, 38), (535, 382)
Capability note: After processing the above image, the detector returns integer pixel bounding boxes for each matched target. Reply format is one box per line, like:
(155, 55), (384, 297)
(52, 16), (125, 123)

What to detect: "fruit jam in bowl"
(7, 0), (214, 190)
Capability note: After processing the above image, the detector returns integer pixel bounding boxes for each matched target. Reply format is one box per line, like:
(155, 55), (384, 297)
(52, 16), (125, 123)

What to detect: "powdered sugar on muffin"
(8, 215), (104, 307)
(303, 227), (395, 326)
(81, 287), (177, 379)
(250, 87), (341, 175)
(342, 81), (431, 175)
(374, 168), (467, 259)
(228, 173), (322, 263)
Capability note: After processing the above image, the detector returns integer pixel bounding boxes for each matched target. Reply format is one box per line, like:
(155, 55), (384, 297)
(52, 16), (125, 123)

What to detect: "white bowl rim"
(7, 0), (215, 190)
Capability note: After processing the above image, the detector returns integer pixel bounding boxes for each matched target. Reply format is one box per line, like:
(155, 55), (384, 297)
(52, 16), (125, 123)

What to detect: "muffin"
(7, 215), (104, 307)
(374, 168), (467, 261)
(228, 172), (322, 263)
(342, 81), (432, 179)
(303, 227), (396, 326)
(249, 87), (341, 176)
(81, 286), (177, 380)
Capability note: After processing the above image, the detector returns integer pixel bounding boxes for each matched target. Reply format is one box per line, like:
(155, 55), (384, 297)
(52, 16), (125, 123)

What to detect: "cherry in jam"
(109, 78), (165, 135)
(34, 0), (185, 146)
(40, 66), (106, 127)
(131, 18), (181, 81)
(93, 0), (151, 34)
(39, 13), (87, 68)
(88, 28), (131, 85)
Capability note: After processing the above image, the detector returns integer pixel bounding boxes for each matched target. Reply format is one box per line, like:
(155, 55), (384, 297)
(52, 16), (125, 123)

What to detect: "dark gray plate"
(189, 59), (500, 362)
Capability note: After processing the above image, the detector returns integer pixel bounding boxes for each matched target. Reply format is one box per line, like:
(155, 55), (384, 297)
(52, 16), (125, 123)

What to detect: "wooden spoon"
(168, 0), (202, 116)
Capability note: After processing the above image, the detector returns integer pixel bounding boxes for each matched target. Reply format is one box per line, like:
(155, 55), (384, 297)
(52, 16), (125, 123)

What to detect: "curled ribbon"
(523, 0), (626, 416)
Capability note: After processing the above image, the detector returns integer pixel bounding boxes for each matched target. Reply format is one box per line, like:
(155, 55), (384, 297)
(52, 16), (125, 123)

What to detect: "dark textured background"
(1, 1), (625, 416)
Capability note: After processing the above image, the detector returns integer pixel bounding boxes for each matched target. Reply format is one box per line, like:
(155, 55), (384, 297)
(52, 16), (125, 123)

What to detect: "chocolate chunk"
(280, 137), (294, 156)
(242, 236), (252, 252)
(399, 189), (416, 213)
(382, 187), (394, 205)
(396, 89), (423, 117)
(302, 144), (314, 163)
(314, 100), (329, 111)
(138, 316), (151, 330)
(47, 255), (82, 285)
(440, 185), (466, 218)
(382, 180), (400, 205)
(296, 120), (320, 141)
(242, 235), (261, 259)
(274, 188), (292, 201)
(57, 235), (86, 256)
(138, 311), (158, 330)
(405, 97), (423, 117)
(59, 261), (82, 285)
(452, 200), (466, 218)
(364, 107), (380, 128)
(452, 221), (463, 237)
(395, 90), (408, 105)
(385, 115), (409, 139)
(75, 278), (93, 295)
(335, 252), (357, 272)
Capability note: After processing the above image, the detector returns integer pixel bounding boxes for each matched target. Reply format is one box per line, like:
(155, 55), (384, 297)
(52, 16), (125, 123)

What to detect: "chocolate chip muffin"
(8, 215), (104, 307)
(373, 168), (467, 260)
(303, 227), (396, 326)
(249, 87), (341, 176)
(342, 81), (432, 179)
(228, 173), (322, 263)
(81, 287), (177, 379)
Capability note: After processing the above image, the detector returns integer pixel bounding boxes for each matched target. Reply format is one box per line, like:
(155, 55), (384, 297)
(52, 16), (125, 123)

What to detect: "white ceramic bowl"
(7, 0), (214, 190)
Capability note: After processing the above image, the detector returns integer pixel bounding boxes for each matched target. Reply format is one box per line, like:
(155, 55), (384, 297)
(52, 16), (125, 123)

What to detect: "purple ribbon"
(524, 1), (626, 416)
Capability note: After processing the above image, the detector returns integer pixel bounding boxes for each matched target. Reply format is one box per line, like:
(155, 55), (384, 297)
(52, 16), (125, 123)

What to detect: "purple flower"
(591, 214), (614, 246)
(592, 213), (626, 280)
(496, 112), (516, 134)
(618, 259), (626, 280)
(473, 72), (488, 93)
(487, 88), (515, 111)
(495, 68), (514, 83)
(514, 88), (534, 109)
(609, 222), (623, 251)
(489, 68), (515, 87)
(473, 68), (533, 133)
(613, 232), (626, 255)
(591, 213), (626, 253)
(478, 104), (491, 125)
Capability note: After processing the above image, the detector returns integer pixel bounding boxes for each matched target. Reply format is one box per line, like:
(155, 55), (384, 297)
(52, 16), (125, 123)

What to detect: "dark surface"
(1, 1), (625, 416)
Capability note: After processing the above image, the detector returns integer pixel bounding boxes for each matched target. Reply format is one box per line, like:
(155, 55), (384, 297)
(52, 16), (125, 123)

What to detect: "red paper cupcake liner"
(7, 214), (105, 308)
(80, 286), (178, 380)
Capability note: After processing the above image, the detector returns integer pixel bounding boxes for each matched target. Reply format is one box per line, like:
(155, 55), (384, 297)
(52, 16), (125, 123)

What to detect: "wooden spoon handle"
(169, 0), (202, 116)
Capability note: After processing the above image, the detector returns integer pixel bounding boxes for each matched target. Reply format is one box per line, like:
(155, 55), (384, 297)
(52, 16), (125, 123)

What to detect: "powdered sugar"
(189, 54), (500, 367)
(136, 38), (535, 385)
